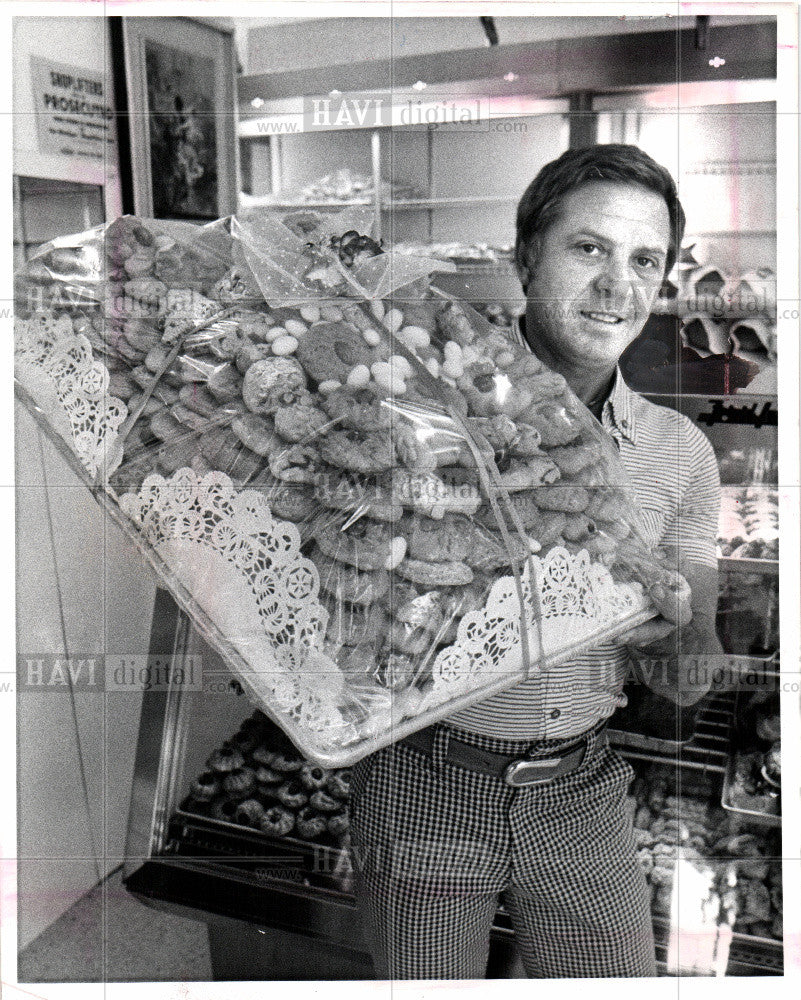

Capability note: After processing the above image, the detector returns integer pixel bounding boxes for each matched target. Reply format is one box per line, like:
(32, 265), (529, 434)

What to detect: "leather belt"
(399, 723), (604, 787)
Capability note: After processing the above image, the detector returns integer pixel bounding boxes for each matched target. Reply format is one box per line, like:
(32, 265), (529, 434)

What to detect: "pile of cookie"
(629, 769), (782, 941)
(185, 711), (351, 843)
(17, 212), (690, 714)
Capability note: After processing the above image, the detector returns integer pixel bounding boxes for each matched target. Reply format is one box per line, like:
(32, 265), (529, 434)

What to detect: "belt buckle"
(503, 756), (562, 787)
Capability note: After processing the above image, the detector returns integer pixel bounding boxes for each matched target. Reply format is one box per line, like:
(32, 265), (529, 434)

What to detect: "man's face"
(521, 180), (671, 371)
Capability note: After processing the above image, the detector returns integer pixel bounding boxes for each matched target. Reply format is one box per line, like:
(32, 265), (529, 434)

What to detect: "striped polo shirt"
(446, 318), (721, 741)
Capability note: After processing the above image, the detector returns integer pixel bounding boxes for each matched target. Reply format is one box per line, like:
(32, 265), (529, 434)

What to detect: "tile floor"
(18, 866), (213, 982)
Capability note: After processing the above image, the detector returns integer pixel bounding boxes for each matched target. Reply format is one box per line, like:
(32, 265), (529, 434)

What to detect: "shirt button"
(550, 708), (561, 720)
(620, 419), (629, 429)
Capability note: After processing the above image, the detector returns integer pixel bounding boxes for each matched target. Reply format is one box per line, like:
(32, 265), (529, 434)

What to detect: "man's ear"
(515, 249), (530, 292)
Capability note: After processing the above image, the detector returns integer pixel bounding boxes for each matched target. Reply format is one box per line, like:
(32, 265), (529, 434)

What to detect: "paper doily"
(15, 311), (127, 478)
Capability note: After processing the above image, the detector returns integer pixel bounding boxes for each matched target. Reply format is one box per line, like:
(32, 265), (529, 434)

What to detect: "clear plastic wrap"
(14, 208), (692, 766)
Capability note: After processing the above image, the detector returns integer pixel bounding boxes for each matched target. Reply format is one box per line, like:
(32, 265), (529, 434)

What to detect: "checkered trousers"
(348, 725), (656, 979)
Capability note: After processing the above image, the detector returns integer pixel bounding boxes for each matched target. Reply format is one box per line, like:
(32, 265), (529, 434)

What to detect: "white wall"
(14, 15), (155, 951)
(13, 16), (122, 217)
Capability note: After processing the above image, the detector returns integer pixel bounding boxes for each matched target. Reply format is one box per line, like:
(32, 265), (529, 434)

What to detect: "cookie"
(268, 443), (320, 483)
(157, 439), (202, 474)
(545, 443), (600, 477)
(388, 621), (435, 656)
(388, 471), (482, 520)
(562, 513), (597, 543)
(325, 600), (388, 647)
(315, 550), (390, 605)
(531, 485), (590, 513)
(316, 519), (396, 570)
(395, 557), (474, 586)
(373, 650), (416, 690)
(296, 321), (376, 383)
(321, 387), (392, 432)
(228, 445), (264, 486)
(315, 475), (404, 523)
(171, 403), (212, 434)
(231, 413), (283, 456)
(497, 457), (561, 491)
(406, 513), (473, 562)
(207, 363), (243, 403)
(249, 469), (317, 522)
(465, 527), (531, 572)
(319, 430), (395, 475)
(178, 383), (219, 417)
(518, 400), (582, 447)
(274, 398), (331, 443)
(242, 357), (307, 415)
(201, 427), (243, 472)
(392, 421), (439, 473)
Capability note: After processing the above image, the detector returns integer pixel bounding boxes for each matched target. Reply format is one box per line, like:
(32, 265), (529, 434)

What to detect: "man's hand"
(623, 618), (723, 706)
(622, 558), (724, 707)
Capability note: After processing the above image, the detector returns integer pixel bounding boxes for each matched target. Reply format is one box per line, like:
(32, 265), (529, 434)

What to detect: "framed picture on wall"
(122, 17), (237, 220)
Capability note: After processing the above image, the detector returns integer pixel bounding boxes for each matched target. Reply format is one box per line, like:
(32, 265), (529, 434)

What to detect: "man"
(349, 144), (722, 979)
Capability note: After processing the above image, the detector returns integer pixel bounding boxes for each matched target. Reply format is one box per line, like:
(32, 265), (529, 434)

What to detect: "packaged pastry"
(14, 207), (691, 766)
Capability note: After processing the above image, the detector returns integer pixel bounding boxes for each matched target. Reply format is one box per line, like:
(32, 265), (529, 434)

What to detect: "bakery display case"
(121, 586), (783, 979)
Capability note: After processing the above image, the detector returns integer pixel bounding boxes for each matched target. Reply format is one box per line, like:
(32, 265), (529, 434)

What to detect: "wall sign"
(31, 55), (115, 159)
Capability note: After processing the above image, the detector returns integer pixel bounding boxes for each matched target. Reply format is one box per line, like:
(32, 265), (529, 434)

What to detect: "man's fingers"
(619, 618), (676, 647)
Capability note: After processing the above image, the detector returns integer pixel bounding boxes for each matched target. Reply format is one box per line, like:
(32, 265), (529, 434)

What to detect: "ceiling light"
(412, 80), (427, 91)
(329, 89), (342, 96)
(504, 72), (518, 83)
(250, 97), (265, 109)
(708, 56), (726, 68)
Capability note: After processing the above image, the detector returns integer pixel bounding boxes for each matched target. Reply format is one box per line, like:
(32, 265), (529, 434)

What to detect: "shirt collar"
(510, 315), (638, 446)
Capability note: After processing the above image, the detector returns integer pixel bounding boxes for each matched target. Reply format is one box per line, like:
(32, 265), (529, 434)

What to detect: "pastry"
(295, 806), (328, 839)
(326, 769), (351, 800)
(211, 797), (238, 823)
(299, 763), (330, 792)
(222, 766), (256, 799)
(234, 798), (265, 828)
(327, 810), (350, 838)
(259, 804), (295, 837)
(530, 485), (590, 513)
(255, 765), (284, 790)
(269, 750), (303, 773)
(309, 789), (341, 813)
(207, 745), (245, 774)
(273, 398), (331, 443)
(276, 780), (309, 809)
(190, 771), (221, 802)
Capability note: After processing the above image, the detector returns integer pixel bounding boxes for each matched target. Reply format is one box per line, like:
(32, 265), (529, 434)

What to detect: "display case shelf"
(609, 691), (737, 774)
(718, 555), (779, 575)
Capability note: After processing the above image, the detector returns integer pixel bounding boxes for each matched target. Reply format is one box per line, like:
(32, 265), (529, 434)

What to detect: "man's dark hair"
(515, 144), (685, 288)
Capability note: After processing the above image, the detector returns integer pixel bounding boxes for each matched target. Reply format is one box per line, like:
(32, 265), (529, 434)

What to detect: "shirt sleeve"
(659, 418), (721, 569)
